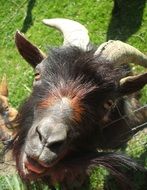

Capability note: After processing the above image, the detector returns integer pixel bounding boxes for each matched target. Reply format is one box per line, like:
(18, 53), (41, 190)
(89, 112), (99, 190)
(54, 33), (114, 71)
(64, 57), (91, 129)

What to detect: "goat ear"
(15, 30), (46, 68)
(0, 75), (8, 97)
(119, 73), (147, 95)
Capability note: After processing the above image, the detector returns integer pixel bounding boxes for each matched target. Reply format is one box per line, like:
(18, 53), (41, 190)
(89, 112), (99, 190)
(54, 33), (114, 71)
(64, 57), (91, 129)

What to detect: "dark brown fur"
(13, 46), (146, 190)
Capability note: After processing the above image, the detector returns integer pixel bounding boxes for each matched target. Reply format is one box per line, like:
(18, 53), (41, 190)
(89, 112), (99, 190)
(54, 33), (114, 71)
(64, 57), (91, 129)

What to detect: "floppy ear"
(119, 73), (147, 95)
(0, 75), (8, 97)
(15, 30), (46, 68)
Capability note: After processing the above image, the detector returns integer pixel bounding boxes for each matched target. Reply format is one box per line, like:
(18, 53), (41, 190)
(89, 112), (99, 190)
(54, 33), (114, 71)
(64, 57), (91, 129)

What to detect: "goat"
(13, 18), (147, 189)
(0, 76), (18, 144)
(0, 76), (17, 169)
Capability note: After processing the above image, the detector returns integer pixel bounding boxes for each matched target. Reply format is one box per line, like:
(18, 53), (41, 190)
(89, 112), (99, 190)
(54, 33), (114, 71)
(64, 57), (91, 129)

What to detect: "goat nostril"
(47, 140), (64, 152)
(36, 127), (44, 143)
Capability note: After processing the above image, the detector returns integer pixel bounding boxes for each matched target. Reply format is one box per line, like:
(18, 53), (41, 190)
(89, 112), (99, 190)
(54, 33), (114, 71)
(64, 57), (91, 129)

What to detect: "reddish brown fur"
(37, 82), (96, 122)
(38, 96), (84, 122)
(70, 96), (85, 122)
(37, 95), (58, 109)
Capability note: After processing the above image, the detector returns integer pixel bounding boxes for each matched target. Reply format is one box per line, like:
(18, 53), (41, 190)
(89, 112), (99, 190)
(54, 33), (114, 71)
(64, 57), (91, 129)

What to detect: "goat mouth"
(16, 146), (140, 187)
(16, 151), (47, 180)
(25, 156), (46, 174)
(18, 148), (99, 178)
(20, 152), (67, 179)
(24, 150), (69, 175)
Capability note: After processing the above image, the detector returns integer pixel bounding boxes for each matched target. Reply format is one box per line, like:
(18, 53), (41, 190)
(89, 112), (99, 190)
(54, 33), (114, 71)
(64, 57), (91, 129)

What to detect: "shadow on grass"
(21, 0), (36, 33)
(107, 0), (146, 41)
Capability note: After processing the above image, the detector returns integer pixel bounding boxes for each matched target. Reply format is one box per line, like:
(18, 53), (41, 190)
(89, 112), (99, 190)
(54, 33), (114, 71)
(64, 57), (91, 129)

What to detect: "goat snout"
(25, 122), (68, 167)
(36, 125), (66, 153)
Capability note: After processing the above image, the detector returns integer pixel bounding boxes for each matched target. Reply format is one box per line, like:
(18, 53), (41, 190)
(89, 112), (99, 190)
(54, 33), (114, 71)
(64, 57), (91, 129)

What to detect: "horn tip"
(42, 18), (62, 26)
(42, 19), (54, 26)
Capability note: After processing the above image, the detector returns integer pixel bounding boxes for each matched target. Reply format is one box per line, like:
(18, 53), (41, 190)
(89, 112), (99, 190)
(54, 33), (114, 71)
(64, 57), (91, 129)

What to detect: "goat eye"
(34, 71), (41, 81)
(104, 100), (114, 110)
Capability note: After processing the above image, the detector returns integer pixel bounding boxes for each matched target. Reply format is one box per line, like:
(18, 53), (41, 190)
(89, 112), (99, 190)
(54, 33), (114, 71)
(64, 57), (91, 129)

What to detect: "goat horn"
(95, 40), (147, 67)
(42, 18), (90, 50)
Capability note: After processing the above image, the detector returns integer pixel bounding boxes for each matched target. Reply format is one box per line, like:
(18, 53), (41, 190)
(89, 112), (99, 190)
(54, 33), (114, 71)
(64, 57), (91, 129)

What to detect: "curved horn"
(43, 18), (90, 50)
(95, 40), (147, 68)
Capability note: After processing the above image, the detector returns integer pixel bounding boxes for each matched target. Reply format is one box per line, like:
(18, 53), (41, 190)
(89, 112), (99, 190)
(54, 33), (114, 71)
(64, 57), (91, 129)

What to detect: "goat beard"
(13, 142), (142, 189)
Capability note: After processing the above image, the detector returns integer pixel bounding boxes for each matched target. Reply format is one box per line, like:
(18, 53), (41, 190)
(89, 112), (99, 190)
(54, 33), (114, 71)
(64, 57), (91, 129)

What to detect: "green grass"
(0, 175), (27, 190)
(0, 0), (147, 189)
(0, 0), (147, 107)
(0, 175), (51, 190)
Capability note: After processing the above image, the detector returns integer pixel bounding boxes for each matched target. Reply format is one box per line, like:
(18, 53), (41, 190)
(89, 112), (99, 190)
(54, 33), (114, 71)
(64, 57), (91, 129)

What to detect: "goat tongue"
(25, 156), (46, 174)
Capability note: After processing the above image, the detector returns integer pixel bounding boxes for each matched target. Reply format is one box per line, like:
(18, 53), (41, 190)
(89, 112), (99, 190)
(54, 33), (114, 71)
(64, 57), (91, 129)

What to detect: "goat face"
(14, 19), (147, 184)
(14, 47), (116, 179)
